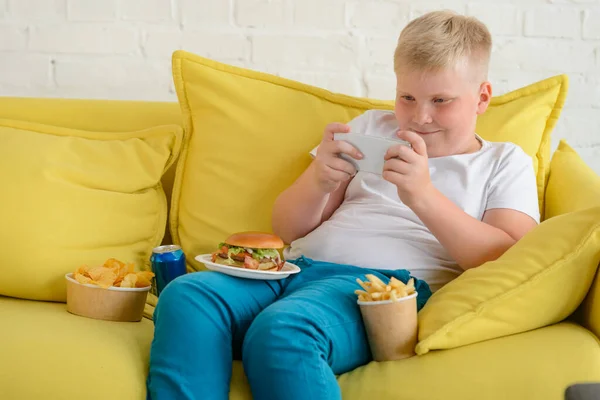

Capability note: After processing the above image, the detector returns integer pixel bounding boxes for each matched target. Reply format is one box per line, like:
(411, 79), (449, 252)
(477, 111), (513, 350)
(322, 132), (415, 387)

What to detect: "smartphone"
(333, 133), (411, 175)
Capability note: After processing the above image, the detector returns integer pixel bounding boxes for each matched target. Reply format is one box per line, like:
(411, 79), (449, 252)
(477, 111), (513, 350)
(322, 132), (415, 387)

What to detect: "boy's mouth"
(412, 129), (440, 135)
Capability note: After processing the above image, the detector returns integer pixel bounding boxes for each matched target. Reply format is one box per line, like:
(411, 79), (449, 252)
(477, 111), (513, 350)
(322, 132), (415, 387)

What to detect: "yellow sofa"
(1, 96), (600, 400)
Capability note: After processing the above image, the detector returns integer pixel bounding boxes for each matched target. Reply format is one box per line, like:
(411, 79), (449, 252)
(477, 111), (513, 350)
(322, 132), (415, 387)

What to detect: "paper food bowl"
(65, 273), (150, 322)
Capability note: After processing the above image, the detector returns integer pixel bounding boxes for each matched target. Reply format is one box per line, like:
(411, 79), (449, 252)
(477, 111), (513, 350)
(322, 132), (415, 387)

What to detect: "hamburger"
(211, 231), (285, 271)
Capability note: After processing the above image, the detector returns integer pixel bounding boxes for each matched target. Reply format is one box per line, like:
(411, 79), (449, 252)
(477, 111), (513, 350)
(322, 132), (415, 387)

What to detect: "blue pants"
(147, 257), (431, 400)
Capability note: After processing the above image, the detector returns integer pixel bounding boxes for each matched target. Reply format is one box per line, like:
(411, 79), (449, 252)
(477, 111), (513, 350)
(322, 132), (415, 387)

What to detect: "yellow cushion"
(0, 295), (154, 400)
(416, 206), (600, 355)
(227, 323), (600, 400)
(0, 119), (183, 301)
(0, 97), (182, 133)
(171, 51), (391, 270)
(545, 140), (600, 219)
(476, 75), (568, 217)
(544, 141), (600, 339)
(170, 50), (567, 270)
(0, 97), (184, 245)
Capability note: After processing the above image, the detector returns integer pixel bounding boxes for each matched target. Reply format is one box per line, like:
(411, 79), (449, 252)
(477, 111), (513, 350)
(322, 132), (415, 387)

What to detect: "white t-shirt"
(284, 110), (540, 292)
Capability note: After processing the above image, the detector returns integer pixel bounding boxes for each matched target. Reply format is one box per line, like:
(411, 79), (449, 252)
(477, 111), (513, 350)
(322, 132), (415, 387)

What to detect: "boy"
(276, 10), (539, 292)
(147, 11), (539, 400)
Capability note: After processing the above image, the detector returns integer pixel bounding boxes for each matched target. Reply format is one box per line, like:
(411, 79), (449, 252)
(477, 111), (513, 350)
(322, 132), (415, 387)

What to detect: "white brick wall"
(0, 0), (599, 173)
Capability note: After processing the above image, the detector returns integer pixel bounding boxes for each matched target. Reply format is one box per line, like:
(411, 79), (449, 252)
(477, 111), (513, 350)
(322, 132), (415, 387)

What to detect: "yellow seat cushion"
(0, 296), (154, 400)
(545, 140), (600, 219)
(170, 50), (566, 270)
(227, 323), (600, 400)
(339, 323), (600, 400)
(5, 297), (595, 400)
(0, 119), (183, 301)
(416, 206), (600, 355)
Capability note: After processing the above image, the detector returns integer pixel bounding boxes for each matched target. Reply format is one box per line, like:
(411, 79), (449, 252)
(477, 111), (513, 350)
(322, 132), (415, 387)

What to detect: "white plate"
(195, 254), (301, 280)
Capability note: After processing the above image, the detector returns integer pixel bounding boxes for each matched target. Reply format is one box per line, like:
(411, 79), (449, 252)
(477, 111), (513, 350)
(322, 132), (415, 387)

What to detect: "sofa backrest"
(0, 97), (183, 245)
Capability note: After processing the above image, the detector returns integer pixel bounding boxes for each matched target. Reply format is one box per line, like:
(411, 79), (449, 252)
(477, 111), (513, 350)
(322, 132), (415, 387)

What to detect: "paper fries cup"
(65, 273), (149, 322)
(358, 291), (418, 361)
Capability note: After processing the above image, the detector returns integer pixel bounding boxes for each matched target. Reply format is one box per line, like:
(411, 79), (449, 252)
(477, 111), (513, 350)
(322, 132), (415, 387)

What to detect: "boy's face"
(394, 59), (492, 158)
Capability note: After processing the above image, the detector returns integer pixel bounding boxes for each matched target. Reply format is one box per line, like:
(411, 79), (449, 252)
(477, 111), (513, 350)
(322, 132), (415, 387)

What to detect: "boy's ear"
(477, 81), (492, 115)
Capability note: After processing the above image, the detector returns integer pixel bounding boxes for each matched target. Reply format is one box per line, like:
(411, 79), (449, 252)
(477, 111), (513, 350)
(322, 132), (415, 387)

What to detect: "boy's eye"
(433, 98), (446, 104)
(401, 95), (415, 101)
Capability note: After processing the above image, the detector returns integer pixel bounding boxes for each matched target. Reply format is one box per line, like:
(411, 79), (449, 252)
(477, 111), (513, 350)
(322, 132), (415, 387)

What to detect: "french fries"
(355, 274), (415, 302)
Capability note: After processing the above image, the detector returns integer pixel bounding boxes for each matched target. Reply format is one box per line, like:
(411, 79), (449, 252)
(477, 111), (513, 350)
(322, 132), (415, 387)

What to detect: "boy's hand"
(313, 123), (363, 194)
(383, 130), (434, 208)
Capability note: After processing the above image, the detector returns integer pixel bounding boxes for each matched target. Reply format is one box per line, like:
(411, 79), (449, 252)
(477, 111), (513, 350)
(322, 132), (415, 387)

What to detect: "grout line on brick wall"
(171, 0), (181, 28)
(49, 57), (57, 89)
(230, 0), (237, 28)
(287, 0), (294, 27)
(23, 24), (30, 49)
(351, 30), (368, 97)
(139, 28), (148, 58)
(574, 143), (600, 149)
(359, 70), (368, 98)
(246, 34), (252, 64)
(580, 9), (586, 41)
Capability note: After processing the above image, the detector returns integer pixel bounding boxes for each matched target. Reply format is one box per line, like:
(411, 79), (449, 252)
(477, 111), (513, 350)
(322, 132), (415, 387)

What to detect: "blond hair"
(394, 10), (492, 80)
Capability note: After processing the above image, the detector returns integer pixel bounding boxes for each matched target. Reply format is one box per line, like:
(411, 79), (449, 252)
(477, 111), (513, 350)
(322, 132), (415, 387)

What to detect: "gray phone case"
(333, 133), (411, 175)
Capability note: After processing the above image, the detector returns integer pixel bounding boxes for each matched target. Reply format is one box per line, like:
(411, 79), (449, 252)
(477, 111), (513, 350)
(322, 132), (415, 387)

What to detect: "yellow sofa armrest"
(544, 141), (600, 335)
(579, 269), (600, 337)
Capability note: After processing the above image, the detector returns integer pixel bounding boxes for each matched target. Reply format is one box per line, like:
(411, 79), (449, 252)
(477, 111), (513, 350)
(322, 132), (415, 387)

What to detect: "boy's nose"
(412, 108), (433, 126)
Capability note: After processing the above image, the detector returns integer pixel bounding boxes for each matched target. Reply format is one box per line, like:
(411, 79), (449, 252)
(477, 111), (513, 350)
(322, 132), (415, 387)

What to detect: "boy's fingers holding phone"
(332, 140), (363, 160)
(314, 139), (358, 192)
(323, 122), (351, 141)
(327, 167), (354, 182)
(385, 143), (416, 162)
(383, 157), (410, 175)
(318, 139), (362, 160)
(313, 123), (362, 192)
(327, 157), (356, 177)
(396, 130), (428, 157)
(313, 156), (355, 193)
(382, 169), (404, 188)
